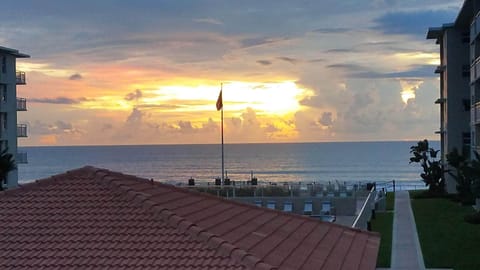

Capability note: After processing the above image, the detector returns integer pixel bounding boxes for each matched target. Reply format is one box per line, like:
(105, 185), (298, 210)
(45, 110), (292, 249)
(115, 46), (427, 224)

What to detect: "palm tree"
(0, 148), (16, 191)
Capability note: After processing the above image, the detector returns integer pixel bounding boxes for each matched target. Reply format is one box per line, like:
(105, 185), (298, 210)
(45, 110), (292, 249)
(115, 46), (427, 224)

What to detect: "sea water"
(18, 141), (436, 184)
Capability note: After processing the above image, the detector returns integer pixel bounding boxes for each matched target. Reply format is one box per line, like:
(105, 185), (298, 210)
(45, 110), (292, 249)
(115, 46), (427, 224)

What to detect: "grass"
(370, 212), (393, 268)
(385, 192), (394, 211)
(411, 194), (480, 270)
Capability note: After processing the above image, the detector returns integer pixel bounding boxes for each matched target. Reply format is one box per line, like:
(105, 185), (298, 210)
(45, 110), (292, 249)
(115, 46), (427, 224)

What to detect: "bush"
(409, 140), (444, 194)
(464, 212), (480, 224)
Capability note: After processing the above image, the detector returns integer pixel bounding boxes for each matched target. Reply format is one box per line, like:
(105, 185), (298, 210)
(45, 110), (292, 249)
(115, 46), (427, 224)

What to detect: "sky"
(0, 0), (464, 146)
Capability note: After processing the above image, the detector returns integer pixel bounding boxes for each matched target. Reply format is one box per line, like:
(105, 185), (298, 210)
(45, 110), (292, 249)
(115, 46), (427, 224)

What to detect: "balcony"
(434, 65), (445, 74)
(16, 71), (26, 85)
(16, 152), (27, 164)
(475, 102), (480, 124)
(17, 124), (27, 137)
(472, 57), (480, 83)
(435, 98), (446, 104)
(16, 98), (27, 111)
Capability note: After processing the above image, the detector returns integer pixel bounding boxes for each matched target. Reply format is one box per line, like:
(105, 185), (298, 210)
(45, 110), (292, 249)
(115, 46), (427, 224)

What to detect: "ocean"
(17, 141), (436, 185)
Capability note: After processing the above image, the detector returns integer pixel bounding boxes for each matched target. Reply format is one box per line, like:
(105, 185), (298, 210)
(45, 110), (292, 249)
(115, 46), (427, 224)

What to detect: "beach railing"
(351, 186), (376, 230)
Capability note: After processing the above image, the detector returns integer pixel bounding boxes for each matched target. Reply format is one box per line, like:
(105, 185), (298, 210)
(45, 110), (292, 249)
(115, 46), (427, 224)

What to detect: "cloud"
(276, 56), (300, 64)
(318, 112), (334, 127)
(353, 65), (437, 79)
(193, 18), (223, 25)
(124, 89), (142, 101)
(308, 58), (325, 63)
(126, 107), (143, 125)
(30, 97), (91, 104)
(312, 27), (350, 34)
(239, 37), (287, 48)
(256, 60), (272, 66)
(326, 48), (355, 53)
(137, 104), (179, 109)
(69, 73), (83, 80)
(327, 63), (437, 79)
(372, 9), (458, 37)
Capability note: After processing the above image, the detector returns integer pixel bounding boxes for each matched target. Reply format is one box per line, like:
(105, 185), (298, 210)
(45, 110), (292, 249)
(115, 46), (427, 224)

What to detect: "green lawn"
(386, 192), (394, 211)
(370, 212), (393, 268)
(411, 196), (480, 270)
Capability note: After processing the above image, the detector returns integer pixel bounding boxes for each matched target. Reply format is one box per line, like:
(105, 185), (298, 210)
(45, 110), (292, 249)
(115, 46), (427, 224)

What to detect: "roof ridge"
(88, 166), (277, 270)
(82, 166), (276, 269)
(0, 166), (94, 196)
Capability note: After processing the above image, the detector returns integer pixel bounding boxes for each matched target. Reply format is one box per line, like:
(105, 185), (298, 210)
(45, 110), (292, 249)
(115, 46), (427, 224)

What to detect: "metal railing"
(352, 186), (376, 230)
(17, 124), (27, 137)
(16, 98), (26, 111)
(16, 71), (26, 85)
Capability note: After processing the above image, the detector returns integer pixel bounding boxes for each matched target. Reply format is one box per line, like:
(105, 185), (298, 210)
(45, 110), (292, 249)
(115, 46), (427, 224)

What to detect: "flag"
(216, 90), (223, 111)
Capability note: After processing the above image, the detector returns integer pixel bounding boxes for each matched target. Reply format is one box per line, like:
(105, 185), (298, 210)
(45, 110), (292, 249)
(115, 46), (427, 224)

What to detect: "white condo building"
(0, 46), (29, 189)
(427, 0), (479, 193)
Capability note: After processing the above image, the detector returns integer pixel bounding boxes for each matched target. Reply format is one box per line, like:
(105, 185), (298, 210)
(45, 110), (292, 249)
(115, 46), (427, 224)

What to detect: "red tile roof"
(0, 166), (380, 269)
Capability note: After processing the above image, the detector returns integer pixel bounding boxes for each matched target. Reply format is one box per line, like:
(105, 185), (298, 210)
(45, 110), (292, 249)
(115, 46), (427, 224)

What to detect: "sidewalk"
(378, 190), (425, 270)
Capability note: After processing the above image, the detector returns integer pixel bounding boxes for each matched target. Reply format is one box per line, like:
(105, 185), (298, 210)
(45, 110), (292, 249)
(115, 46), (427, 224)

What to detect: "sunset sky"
(1, 0), (463, 146)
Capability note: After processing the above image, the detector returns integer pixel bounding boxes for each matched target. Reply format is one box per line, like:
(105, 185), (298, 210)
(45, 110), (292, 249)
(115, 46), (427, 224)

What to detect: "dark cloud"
(69, 73), (83, 80)
(126, 108), (143, 125)
(308, 58), (325, 63)
(372, 9), (457, 37)
(55, 120), (72, 131)
(327, 63), (437, 79)
(256, 60), (272, 66)
(177, 121), (195, 133)
(327, 63), (364, 71)
(239, 37), (288, 48)
(312, 27), (350, 34)
(124, 89), (142, 101)
(318, 112), (334, 127)
(30, 97), (91, 104)
(276, 56), (300, 64)
(29, 120), (80, 135)
(326, 48), (354, 53)
(353, 65), (437, 79)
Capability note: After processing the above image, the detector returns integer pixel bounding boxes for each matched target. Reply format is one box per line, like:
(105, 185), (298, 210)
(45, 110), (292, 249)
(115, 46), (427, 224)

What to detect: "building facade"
(0, 46), (29, 189)
(427, 0), (479, 193)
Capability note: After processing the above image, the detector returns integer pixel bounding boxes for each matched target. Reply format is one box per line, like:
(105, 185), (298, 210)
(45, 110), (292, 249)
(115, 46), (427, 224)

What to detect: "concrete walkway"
(390, 190), (425, 270)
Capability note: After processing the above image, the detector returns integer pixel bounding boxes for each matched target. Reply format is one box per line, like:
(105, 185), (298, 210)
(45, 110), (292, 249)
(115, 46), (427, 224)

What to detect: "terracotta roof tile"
(0, 166), (379, 269)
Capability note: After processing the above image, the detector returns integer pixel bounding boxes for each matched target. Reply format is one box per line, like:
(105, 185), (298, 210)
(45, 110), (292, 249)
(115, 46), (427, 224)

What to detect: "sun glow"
(146, 81), (311, 116)
(400, 80), (423, 104)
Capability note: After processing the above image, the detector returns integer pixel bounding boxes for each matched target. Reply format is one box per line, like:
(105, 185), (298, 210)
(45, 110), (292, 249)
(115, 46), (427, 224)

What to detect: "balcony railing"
(475, 102), (480, 124)
(16, 71), (26, 85)
(472, 57), (480, 83)
(472, 11), (480, 42)
(17, 124), (27, 137)
(16, 98), (27, 111)
(16, 152), (27, 164)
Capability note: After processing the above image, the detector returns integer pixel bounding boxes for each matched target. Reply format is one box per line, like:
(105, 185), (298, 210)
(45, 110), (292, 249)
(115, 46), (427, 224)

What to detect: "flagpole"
(221, 83), (225, 184)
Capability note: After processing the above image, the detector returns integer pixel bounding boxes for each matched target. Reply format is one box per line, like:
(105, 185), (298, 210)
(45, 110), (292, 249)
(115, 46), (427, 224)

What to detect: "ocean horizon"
(18, 140), (437, 185)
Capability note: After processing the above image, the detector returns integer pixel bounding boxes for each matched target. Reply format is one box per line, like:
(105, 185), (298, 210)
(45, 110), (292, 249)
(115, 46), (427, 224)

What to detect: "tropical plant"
(0, 148), (16, 191)
(409, 139), (444, 194)
(446, 148), (474, 204)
